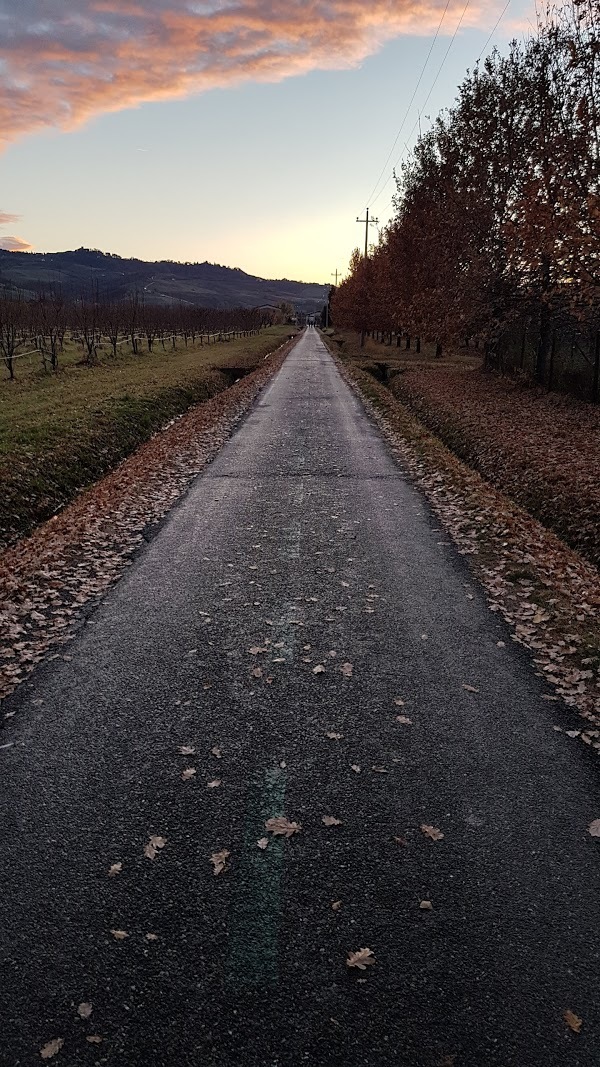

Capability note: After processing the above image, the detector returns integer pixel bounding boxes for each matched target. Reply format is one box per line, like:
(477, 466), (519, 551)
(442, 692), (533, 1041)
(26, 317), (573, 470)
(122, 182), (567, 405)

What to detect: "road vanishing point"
(1, 327), (599, 1066)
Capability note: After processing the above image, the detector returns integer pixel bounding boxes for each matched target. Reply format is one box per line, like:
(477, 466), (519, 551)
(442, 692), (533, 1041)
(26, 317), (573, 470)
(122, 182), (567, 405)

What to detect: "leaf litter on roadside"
(144, 835), (167, 860)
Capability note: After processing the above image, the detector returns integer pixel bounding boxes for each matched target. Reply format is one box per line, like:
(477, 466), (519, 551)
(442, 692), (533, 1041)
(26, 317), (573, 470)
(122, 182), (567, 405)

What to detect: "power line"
(361, 0), (452, 213)
(370, 0), (472, 211)
(476, 0), (512, 62)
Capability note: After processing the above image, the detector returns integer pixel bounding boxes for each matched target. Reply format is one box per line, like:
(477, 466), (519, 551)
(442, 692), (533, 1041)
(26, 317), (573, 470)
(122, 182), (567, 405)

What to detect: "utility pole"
(331, 269), (341, 286)
(356, 208), (378, 347)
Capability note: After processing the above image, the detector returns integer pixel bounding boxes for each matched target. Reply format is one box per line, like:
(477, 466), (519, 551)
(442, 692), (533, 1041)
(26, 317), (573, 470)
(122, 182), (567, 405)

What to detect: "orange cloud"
(0, 236), (33, 251)
(0, 1), (489, 145)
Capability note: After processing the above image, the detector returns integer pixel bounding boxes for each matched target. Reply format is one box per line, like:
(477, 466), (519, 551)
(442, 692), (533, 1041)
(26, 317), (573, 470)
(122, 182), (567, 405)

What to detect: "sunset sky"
(0, 0), (537, 283)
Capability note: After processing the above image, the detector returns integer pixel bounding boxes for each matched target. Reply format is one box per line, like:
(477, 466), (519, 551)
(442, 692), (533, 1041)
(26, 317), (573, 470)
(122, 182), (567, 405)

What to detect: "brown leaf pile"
(389, 364), (600, 569)
(340, 363), (600, 746)
(0, 338), (296, 704)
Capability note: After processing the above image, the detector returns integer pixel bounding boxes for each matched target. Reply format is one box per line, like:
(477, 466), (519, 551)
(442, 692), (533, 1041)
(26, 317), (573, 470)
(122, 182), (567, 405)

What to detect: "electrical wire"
(361, 0), (452, 213)
(476, 0), (512, 63)
(369, 0), (471, 212)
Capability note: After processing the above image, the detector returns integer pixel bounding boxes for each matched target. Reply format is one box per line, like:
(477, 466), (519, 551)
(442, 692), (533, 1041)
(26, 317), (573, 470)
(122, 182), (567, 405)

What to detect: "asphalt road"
(1, 327), (600, 1067)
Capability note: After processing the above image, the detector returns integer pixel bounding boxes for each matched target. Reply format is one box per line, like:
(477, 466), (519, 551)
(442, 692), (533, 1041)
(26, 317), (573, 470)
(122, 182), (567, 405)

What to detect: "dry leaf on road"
(265, 816), (302, 838)
(326, 731), (343, 740)
(462, 684), (480, 693)
(145, 933), (159, 941)
(322, 816), (343, 826)
(313, 665), (326, 675)
(211, 746), (223, 758)
(207, 779), (222, 789)
(251, 667), (263, 679)
(332, 901), (342, 911)
(350, 764), (361, 774)
(257, 837), (269, 850)
(588, 820), (600, 837)
(108, 863), (122, 877)
(394, 698), (405, 707)
(110, 929), (129, 940)
(86, 1036), (103, 1045)
(77, 1003), (92, 1019)
(179, 745), (195, 756)
(346, 948), (376, 970)
(421, 825), (444, 841)
(340, 663), (353, 677)
(40, 1038), (64, 1060)
(396, 716), (413, 725)
(564, 1010), (583, 1033)
(181, 768), (196, 781)
(420, 900), (434, 911)
(211, 849), (230, 876)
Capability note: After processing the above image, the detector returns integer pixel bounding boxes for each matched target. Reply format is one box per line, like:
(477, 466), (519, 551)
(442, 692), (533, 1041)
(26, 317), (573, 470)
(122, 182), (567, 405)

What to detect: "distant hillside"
(0, 248), (327, 313)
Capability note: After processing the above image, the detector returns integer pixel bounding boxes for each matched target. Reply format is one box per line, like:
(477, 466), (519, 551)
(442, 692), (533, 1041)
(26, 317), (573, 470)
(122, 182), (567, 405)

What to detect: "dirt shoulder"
(327, 330), (600, 571)
(0, 333), (298, 705)
(322, 335), (600, 757)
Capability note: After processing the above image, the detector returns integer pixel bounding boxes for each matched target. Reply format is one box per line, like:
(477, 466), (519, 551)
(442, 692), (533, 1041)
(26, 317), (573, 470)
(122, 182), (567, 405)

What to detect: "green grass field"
(0, 326), (290, 545)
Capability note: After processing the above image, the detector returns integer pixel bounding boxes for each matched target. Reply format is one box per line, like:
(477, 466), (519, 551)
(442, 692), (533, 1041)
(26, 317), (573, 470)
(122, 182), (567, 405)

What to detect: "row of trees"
(332, 0), (600, 399)
(0, 290), (273, 379)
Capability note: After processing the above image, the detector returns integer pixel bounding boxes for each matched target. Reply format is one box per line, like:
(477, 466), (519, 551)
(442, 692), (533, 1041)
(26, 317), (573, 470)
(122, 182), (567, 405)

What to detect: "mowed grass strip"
(0, 326), (291, 545)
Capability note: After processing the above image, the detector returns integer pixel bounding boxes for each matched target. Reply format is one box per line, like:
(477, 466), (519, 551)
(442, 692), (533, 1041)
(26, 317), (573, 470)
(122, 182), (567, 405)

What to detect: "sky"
(0, 0), (537, 284)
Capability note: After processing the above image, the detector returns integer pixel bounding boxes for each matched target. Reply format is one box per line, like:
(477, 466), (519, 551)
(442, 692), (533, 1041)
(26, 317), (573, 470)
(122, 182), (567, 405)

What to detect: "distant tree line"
(332, 0), (600, 400)
(0, 288), (274, 379)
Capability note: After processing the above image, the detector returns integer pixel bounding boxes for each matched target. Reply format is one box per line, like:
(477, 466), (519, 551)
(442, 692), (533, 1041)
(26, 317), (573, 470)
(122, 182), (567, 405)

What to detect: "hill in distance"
(0, 247), (328, 313)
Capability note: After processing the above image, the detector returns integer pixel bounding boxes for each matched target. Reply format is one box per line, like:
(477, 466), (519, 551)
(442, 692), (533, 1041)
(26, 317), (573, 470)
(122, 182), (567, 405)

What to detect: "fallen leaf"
(396, 716), (413, 725)
(332, 900), (342, 911)
(181, 768), (196, 781)
(211, 849), (231, 875)
(251, 667), (263, 678)
(322, 816), (343, 826)
(564, 1010), (582, 1033)
(312, 665), (326, 675)
(110, 929), (129, 940)
(265, 816), (302, 838)
(394, 698), (405, 707)
(248, 646), (268, 655)
(462, 684), (480, 693)
(150, 836), (167, 849)
(77, 1003), (92, 1019)
(588, 819), (600, 837)
(145, 933), (159, 941)
(350, 764), (361, 774)
(372, 766), (388, 773)
(40, 1038), (64, 1059)
(207, 779), (222, 788)
(420, 900), (434, 911)
(108, 863), (122, 877)
(326, 731), (343, 740)
(257, 837), (269, 850)
(86, 1036), (103, 1045)
(179, 745), (195, 756)
(211, 747), (223, 758)
(340, 662), (353, 677)
(346, 948), (376, 970)
(421, 825), (444, 841)
(394, 836), (408, 846)
(144, 844), (158, 860)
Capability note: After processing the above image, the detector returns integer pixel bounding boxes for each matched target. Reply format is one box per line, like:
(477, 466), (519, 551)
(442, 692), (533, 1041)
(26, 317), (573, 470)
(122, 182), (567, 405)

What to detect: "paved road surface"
(1, 327), (599, 1066)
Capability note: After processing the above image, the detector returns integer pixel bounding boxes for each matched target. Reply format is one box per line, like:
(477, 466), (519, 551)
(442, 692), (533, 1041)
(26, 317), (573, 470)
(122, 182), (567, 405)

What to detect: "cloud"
(0, 236), (33, 251)
(0, 1), (489, 145)
(0, 211), (21, 226)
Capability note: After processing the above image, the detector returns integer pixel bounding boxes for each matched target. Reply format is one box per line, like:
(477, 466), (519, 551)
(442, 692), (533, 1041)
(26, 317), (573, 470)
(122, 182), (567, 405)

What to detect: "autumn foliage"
(332, 1), (600, 400)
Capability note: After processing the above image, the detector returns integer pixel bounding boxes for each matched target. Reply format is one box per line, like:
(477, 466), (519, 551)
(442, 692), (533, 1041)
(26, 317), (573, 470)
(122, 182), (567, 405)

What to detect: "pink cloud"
(0, 1), (489, 145)
(0, 211), (21, 225)
(0, 236), (33, 251)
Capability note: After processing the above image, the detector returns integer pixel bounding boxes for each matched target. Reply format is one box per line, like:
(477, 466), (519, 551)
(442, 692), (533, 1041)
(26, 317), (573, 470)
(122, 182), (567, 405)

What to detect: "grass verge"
(0, 327), (291, 545)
